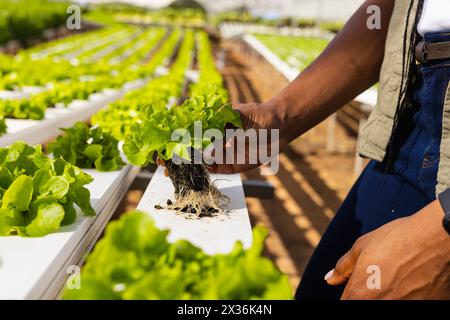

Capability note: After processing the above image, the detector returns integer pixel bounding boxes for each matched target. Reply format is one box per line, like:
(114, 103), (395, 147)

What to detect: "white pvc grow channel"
(138, 167), (253, 256)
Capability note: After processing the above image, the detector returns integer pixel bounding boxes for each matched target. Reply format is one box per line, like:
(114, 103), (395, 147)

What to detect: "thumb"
(325, 239), (364, 286)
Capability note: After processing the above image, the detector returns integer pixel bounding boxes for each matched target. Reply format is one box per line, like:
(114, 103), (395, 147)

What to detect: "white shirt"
(418, 0), (450, 36)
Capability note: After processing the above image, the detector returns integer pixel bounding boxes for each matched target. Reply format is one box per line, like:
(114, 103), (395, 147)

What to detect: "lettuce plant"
(0, 141), (95, 237)
(123, 91), (241, 165)
(63, 211), (293, 300)
(123, 91), (241, 216)
(48, 122), (125, 172)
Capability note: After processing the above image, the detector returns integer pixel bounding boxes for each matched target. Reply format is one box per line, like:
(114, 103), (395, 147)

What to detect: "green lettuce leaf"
(26, 198), (65, 237)
(39, 176), (70, 199)
(0, 141), (95, 237)
(123, 90), (242, 166)
(2, 175), (33, 211)
(69, 187), (95, 217)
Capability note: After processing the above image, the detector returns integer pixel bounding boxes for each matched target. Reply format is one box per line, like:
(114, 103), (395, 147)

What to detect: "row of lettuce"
(1, 26), (235, 222)
(215, 11), (345, 33)
(0, 25), (180, 237)
(0, 26), (293, 299)
(85, 5), (344, 34)
(254, 33), (329, 72)
(0, 26), (167, 121)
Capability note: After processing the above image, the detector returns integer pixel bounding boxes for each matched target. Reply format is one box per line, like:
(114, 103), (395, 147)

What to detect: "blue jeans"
(295, 31), (450, 300)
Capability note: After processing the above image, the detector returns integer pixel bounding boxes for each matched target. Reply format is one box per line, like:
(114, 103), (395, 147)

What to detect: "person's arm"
(271, 0), (394, 145)
(210, 0), (395, 174)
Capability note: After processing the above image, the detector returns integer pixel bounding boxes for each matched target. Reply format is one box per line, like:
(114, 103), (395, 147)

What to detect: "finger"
(325, 241), (363, 286)
(325, 254), (353, 286)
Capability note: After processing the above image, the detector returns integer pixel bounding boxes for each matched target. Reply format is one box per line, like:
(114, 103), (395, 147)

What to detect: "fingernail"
(324, 269), (334, 281)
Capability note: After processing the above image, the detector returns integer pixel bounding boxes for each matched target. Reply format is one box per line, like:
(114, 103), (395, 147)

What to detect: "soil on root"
(156, 159), (229, 217)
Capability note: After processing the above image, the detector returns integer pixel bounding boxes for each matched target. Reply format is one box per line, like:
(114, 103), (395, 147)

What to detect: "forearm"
(267, 0), (395, 144)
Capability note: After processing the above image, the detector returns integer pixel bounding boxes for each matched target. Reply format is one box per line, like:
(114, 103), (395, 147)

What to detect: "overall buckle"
(415, 40), (428, 64)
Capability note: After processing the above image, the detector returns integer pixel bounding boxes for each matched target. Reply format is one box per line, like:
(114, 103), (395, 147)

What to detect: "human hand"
(206, 102), (287, 174)
(325, 200), (450, 299)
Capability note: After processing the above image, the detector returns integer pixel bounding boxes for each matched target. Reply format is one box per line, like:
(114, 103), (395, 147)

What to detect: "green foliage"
(296, 18), (317, 28)
(0, 78), (113, 120)
(190, 31), (228, 100)
(0, 0), (68, 46)
(0, 117), (7, 137)
(0, 27), (167, 119)
(91, 104), (140, 142)
(0, 98), (46, 120)
(63, 211), (293, 300)
(0, 58), (73, 90)
(1, 27), (130, 89)
(48, 122), (125, 172)
(123, 91), (241, 166)
(93, 29), (190, 141)
(137, 28), (183, 78)
(0, 141), (95, 237)
(114, 8), (206, 27)
(118, 30), (237, 164)
(212, 11), (259, 25)
(254, 34), (329, 72)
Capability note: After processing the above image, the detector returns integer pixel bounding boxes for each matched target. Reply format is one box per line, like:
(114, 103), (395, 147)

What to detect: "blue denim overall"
(296, 31), (450, 300)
